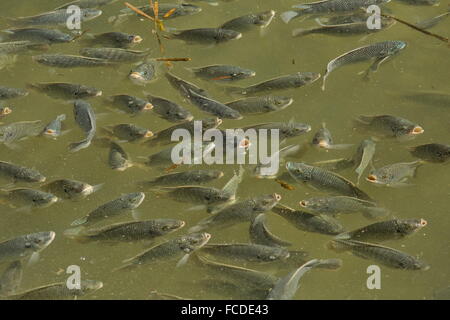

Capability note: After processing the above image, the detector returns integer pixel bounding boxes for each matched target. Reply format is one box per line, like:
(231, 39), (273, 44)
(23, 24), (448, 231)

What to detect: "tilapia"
(108, 95), (153, 114)
(0, 260), (23, 296)
(187, 89), (242, 119)
(311, 122), (353, 150)
(249, 214), (292, 247)
(146, 94), (193, 122)
(8, 9), (102, 27)
(28, 82), (102, 100)
(0, 188), (58, 211)
(1, 28), (73, 44)
(201, 243), (290, 263)
(366, 161), (423, 187)
(33, 54), (112, 68)
(409, 143), (450, 163)
(79, 47), (149, 62)
(0, 120), (44, 148)
(0, 86), (28, 100)
(140, 170), (223, 188)
(0, 161), (45, 183)
(85, 32), (142, 48)
(165, 72), (210, 99)
(41, 179), (102, 200)
(69, 100), (96, 152)
(104, 124), (153, 142)
(220, 10), (276, 33)
(226, 96), (293, 114)
(42, 114), (66, 137)
(353, 138), (376, 184)
(166, 28), (242, 44)
(354, 115), (424, 140)
(188, 65), (256, 81)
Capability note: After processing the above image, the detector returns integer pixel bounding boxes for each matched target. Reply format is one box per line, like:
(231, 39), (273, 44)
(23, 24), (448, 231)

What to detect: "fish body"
(367, 161), (423, 186)
(165, 72), (210, 99)
(353, 138), (376, 184)
(146, 95), (193, 122)
(79, 47), (149, 62)
(9, 9), (102, 27)
(106, 123), (153, 142)
(69, 99), (96, 152)
(55, 0), (117, 9)
(41, 179), (102, 199)
(28, 82), (102, 100)
(409, 143), (450, 163)
(311, 122), (353, 150)
(0, 161), (45, 183)
(0, 86), (28, 100)
(226, 96), (293, 114)
(10, 280), (103, 300)
(168, 28), (242, 44)
(189, 64), (256, 81)
(249, 214), (292, 247)
(244, 121), (311, 140)
(202, 243), (290, 263)
(0, 260), (23, 296)
(0, 188), (58, 210)
(42, 114), (66, 137)
(33, 54), (112, 68)
(0, 120), (43, 147)
(88, 32), (142, 48)
(119, 3), (202, 20)
(1, 28), (73, 44)
(187, 89), (242, 119)
(355, 115), (423, 139)
(0, 232), (55, 265)
(221, 10), (276, 32)
(108, 141), (132, 171)
(141, 170), (223, 187)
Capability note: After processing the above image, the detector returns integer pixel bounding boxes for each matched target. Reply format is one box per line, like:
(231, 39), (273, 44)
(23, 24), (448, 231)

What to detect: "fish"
(403, 91), (450, 108)
(188, 193), (282, 233)
(42, 114), (66, 137)
(85, 32), (143, 48)
(69, 99), (96, 152)
(0, 260), (23, 296)
(0, 231), (55, 265)
(329, 239), (430, 270)
(353, 138), (376, 184)
(41, 179), (102, 200)
(281, 0), (391, 24)
(0, 161), (46, 183)
(354, 115), (424, 140)
(201, 243), (290, 263)
(1, 28), (73, 44)
(0, 120), (44, 148)
(267, 259), (323, 300)
(118, 3), (201, 20)
(292, 17), (395, 37)
(416, 12), (450, 29)
(8, 9), (102, 27)
(366, 161), (423, 187)
(165, 28), (242, 44)
(187, 89), (242, 119)
(187, 65), (256, 81)
(165, 72), (210, 99)
(249, 214), (292, 247)
(0, 41), (47, 55)
(145, 141), (215, 167)
(0, 188), (58, 211)
(243, 121), (311, 141)
(226, 96), (293, 114)
(0, 86), (28, 100)
(286, 162), (373, 200)
(335, 218), (427, 242)
(220, 10), (276, 33)
(107, 95), (153, 114)
(193, 255), (277, 291)
(146, 118), (221, 147)
(227, 72), (321, 95)
(108, 141), (133, 171)
(129, 61), (157, 84)
(299, 196), (388, 219)
(71, 192), (145, 226)
(322, 40), (407, 90)
(409, 143), (450, 163)
(116, 232), (211, 270)
(64, 219), (185, 242)
(272, 204), (345, 235)
(311, 123), (353, 150)
(32, 54), (112, 68)
(55, 0), (117, 10)
(79, 48), (150, 62)
(9, 280), (103, 300)
(103, 123), (153, 142)
(140, 170), (224, 188)
(146, 94), (193, 122)
(28, 82), (102, 100)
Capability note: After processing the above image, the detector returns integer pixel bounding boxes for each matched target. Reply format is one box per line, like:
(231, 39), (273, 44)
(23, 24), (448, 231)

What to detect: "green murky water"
(0, 0), (449, 300)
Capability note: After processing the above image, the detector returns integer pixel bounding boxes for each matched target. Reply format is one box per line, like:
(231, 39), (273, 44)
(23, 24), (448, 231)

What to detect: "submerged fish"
(108, 95), (153, 114)
(55, 0), (117, 9)
(0, 260), (23, 296)
(335, 218), (427, 242)
(79, 48), (149, 63)
(0, 86), (28, 100)
(104, 124), (153, 142)
(33, 54), (112, 68)
(166, 28), (242, 44)
(409, 143), (450, 163)
(69, 100), (96, 152)
(165, 72), (210, 99)
(366, 161), (423, 187)
(249, 214), (292, 247)
(311, 122), (353, 150)
(86, 32), (143, 48)
(220, 10), (276, 33)
(227, 72), (321, 95)
(286, 162), (372, 200)
(397, 0), (439, 5)
(41, 179), (102, 200)
(8, 9), (102, 27)
(129, 61), (157, 84)
(117, 232), (211, 270)
(201, 243), (290, 263)
(108, 141), (133, 171)
(281, 0), (391, 23)
(188, 65), (256, 81)
(226, 96), (293, 114)
(0, 161), (45, 183)
(354, 115), (424, 140)
(322, 40), (407, 90)
(272, 204), (345, 235)
(329, 239), (429, 270)
(0, 120), (44, 148)
(187, 89), (242, 119)
(1, 28), (73, 44)
(299, 196), (388, 219)
(244, 121), (311, 141)
(118, 3), (201, 20)
(42, 114), (66, 137)
(189, 193), (282, 233)
(71, 192), (145, 226)
(0, 41), (46, 55)
(140, 170), (223, 187)
(146, 94), (193, 122)
(9, 280), (103, 300)
(0, 188), (58, 211)
(64, 219), (185, 242)
(28, 82), (102, 100)
(0, 231), (55, 265)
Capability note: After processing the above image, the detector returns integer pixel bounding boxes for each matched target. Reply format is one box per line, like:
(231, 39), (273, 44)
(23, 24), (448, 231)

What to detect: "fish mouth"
(144, 130), (154, 138)
(217, 171), (225, 178)
(132, 35), (143, 43)
(366, 174), (378, 182)
(95, 91), (103, 97)
(38, 176), (47, 183)
(299, 200), (308, 207)
(317, 140), (329, 148)
(234, 33), (243, 40)
(0, 107), (12, 115)
(44, 129), (56, 135)
(273, 193), (282, 201)
(185, 114), (194, 121)
(129, 72), (145, 81)
(81, 185), (94, 196)
(410, 126), (424, 135)
(419, 219), (427, 227)
(143, 103), (153, 110)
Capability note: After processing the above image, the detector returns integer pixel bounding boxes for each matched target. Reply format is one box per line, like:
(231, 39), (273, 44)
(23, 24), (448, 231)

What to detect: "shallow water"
(0, 0), (449, 300)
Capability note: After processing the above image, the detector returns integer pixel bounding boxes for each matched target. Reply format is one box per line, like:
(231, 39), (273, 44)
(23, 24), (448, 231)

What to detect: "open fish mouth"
(410, 126), (424, 135)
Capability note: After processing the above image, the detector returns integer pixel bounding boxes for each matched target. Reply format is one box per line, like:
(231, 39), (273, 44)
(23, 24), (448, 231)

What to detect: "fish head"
(180, 3), (202, 14)
(217, 29), (242, 42)
(179, 232), (211, 252)
(269, 96), (293, 110)
(265, 247), (290, 261)
(206, 190), (232, 204)
(295, 72), (321, 86)
(254, 193), (282, 212)
(124, 192), (145, 208)
(286, 162), (311, 182)
(400, 219), (428, 234)
(256, 10), (276, 28)
(389, 41), (407, 55)
(22, 168), (46, 183)
(25, 231), (56, 252)
(130, 35), (143, 44)
(160, 219), (186, 233)
(81, 9), (103, 21)
(81, 85), (102, 98)
(289, 123), (312, 137)
(299, 197), (327, 211)
(312, 128), (332, 148)
(208, 170), (224, 180)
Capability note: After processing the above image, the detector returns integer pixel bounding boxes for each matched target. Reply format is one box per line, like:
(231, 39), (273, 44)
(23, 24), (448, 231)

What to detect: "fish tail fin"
(363, 207), (389, 219)
(69, 139), (91, 152)
(70, 216), (88, 227)
(280, 11), (300, 24)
